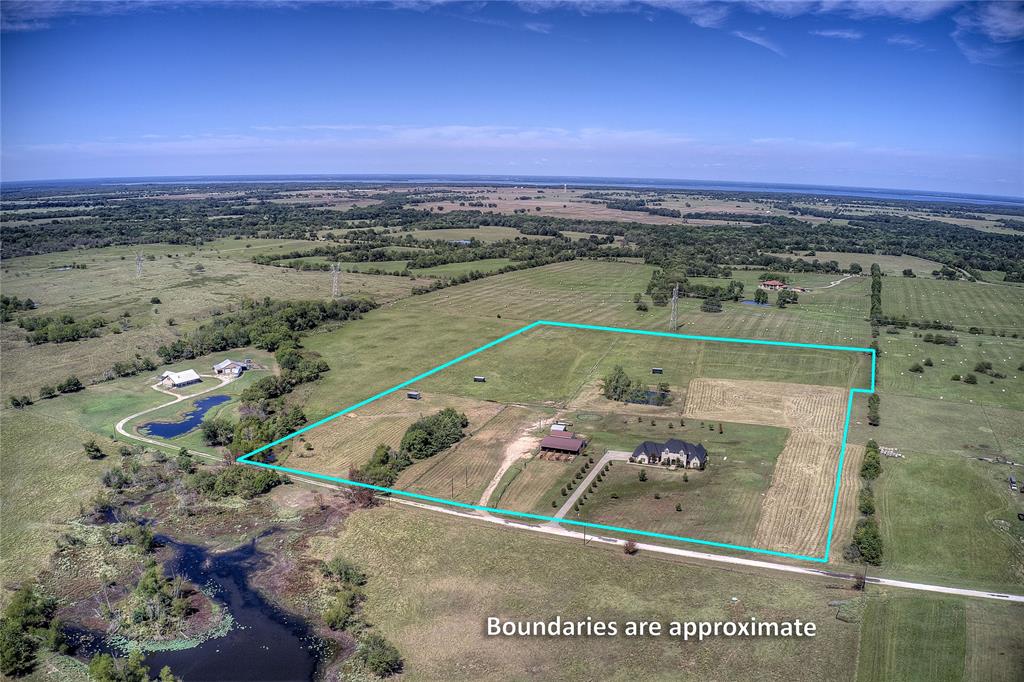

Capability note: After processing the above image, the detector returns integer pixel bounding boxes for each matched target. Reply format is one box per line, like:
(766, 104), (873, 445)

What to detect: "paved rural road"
(114, 374), (233, 460)
(550, 450), (632, 522)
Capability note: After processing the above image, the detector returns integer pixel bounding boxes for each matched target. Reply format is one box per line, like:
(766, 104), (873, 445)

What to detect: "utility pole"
(669, 282), (679, 331)
(136, 250), (144, 278)
(331, 262), (340, 299)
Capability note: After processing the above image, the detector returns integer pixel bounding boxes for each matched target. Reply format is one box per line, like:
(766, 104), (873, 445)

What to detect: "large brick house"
(631, 439), (707, 469)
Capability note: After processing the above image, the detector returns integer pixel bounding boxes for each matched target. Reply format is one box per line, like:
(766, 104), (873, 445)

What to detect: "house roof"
(632, 439), (707, 463)
(540, 435), (585, 452)
(213, 359), (241, 370)
(161, 369), (201, 385)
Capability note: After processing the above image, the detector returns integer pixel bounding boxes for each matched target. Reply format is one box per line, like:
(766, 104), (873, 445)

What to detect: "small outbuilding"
(213, 358), (247, 376)
(473, 376), (486, 383)
(407, 391), (422, 400)
(160, 369), (202, 389)
(652, 367), (664, 375)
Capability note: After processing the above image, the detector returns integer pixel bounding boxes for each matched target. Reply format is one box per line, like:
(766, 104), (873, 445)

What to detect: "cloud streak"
(810, 28), (863, 40)
(732, 30), (785, 56)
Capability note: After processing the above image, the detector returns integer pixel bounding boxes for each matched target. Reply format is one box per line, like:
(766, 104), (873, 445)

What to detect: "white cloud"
(523, 21), (553, 33)
(810, 28), (864, 39)
(887, 33), (925, 49)
(732, 30), (786, 56)
(955, 1), (1024, 42)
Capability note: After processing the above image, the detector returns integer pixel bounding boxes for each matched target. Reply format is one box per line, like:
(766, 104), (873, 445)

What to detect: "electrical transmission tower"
(330, 263), (340, 299)
(669, 282), (679, 331)
(135, 251), (144, 278)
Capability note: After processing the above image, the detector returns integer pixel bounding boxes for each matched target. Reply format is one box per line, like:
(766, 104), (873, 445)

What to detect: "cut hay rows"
(684, 378), (848, 556)
(397, 405), (540, 503)
(830, 444), (866, 558)
(299, 392), (503, 476)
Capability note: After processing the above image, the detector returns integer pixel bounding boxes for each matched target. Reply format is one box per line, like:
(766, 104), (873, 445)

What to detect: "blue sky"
(2, 1), (1022, 195)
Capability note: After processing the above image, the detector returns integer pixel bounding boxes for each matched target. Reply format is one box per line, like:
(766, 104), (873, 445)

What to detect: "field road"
(814, 274), (858, 289)
(549, 450), (632, 522)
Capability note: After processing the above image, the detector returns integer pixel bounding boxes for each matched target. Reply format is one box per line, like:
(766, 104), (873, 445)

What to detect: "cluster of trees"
(605, 199), (682, 218)
(355, 409), (469, 486)
(18, 313), (107, 344)
(601, 366), (672, 406)
(0, 583), (67, 677)
(120, 562), (191, 637)
(776, 290), (799, 307)
(88, 651), (177, 682)
(869, 263), (883, 321)
(186, 464), (285, 499)
(646, 269), (744, 306)
(0, 294), (36, 321)
(110, 357), (158, 378)
(317, 554), (404, 675)
(156, 297), (376, 363)
(399, 408), (469, 459)
(867, 393), (881, 427)
(846, 440), (884, 566)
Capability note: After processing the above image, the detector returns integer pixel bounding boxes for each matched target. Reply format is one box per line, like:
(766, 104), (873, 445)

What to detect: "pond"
(70, 535), (330, 681)
(141, 395), (232, 439)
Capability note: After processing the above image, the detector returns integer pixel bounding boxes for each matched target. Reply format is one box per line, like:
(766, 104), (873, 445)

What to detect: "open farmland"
(768, 251), (943, 275)
(882, 277), (1024, 334)
(0, 240), (411, 396)
(684, 378), (850, 556)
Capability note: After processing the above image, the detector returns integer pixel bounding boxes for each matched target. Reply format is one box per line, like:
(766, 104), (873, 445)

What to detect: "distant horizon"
(3, 172), (1022, 205)
(2, 2), (1021, 198)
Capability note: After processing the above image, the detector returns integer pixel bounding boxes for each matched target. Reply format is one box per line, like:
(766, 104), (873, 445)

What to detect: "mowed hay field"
(883, 277), (1024, 334)
(684, 378), (848, 557)
(296, 391), (503, 476)
(301, 260), (873, 419)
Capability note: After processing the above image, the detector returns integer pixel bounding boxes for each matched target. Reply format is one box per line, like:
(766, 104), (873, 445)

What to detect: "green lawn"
(857, 594), (966, 682)
(411, 258), (514, 277)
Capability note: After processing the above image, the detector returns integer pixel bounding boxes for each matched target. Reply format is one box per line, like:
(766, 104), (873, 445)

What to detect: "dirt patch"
(684, 378), (848, 557)
(478, 413), (558, 506)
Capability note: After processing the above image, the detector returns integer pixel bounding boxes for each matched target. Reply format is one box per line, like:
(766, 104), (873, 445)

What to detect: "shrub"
(853, 517), (883, 565)
(858, 487), (876, 516)
(623, 540), (638, 555)
(909, 363), (924, 373)
(964, 373), (978, 384)
(322, 556), (366, 586)
(355, 634), (403, 677)
(638, 470), (647, 482)
(861, 441), (882, 480)
(83, 440), (105, 460)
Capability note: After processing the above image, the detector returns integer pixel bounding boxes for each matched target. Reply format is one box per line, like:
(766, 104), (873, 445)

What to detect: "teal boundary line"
(238, 320), (876, 564)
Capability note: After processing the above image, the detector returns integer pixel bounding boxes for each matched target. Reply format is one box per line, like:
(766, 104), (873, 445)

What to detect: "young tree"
(356, 633), (403, 677)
